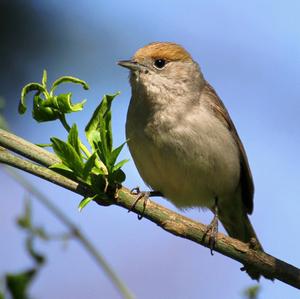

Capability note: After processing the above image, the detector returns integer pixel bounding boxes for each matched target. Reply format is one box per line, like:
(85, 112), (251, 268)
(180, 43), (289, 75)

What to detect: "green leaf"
(42, 95), (59, 109)
(68, 124), (81, 156)
(50, 76), (89, 95)
(49, 162), (78, 180)
(109, 169), (126, 184)
(89, 141), (108, 174)
(19, 82), (46, 114)
(51, 137), (84, 175)
(90, 173), (108, 194)
(79, 128), (108, 174)
(99, 94), (117, 153)
(101, 107), (112, 153)
(99, 132), (110, 165)
(6, 269), (36, 299)
(56, 93), (86, 113)
(95, 140), (109, 167)
(85, 92), (120, 152)
(85, 130), (100, 154)
(49, 162), (73, 172)
(85, 105), (102, 148)
(78, 195), (97, 212)
(109, 142), (127, 168)
(90, 166), (106, 176)
(32, 94), (59, 122)
(36, 143), (53, 148)
(42, 69), (47, 87)
(82, 152), (97, 180)
(112, 159), (129, 172)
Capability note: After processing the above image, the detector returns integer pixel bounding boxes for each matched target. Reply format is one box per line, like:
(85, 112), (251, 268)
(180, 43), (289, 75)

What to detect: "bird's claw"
(203, 198), (219, 255)
(204, 216), (219, 255)
(129, 187), (150, 220)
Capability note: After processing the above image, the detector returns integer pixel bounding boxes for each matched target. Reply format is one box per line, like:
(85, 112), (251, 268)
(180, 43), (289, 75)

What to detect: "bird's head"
(118, 42), (204, 96)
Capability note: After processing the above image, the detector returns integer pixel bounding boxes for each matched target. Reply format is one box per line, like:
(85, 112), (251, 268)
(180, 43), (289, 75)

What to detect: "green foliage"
(51, 137), (84, 177)
(84, 92), (129, 186)
(19, 71), (128, 210)
(6, 270), (36, 299)
(2, 200), (47, 299)
(19, 70), (87, 122)
(78, 195), (98, 212)
(1, 198), (73, 299)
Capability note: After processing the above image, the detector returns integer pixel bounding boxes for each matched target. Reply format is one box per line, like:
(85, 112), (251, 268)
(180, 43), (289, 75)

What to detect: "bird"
(118, 42), (263, 279)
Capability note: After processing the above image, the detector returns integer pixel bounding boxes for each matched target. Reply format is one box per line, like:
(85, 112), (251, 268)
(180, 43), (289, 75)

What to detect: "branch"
(0, 145), (87, 195)
(0, 128), (59, 167)
(1, 129), (300, 289)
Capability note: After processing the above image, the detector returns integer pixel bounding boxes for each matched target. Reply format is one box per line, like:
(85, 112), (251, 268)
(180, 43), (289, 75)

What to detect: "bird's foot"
(129, 187), (162, 220)
(204, 214), (219, 255)
(203, 198), (219, 255)
(248, 237), (261, 251)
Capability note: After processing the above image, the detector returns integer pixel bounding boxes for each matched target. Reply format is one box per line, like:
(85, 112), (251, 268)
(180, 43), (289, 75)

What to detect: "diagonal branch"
(1, 129), (300, 289)
(0, 145), (87, 195)
(0, 128), (59, 167)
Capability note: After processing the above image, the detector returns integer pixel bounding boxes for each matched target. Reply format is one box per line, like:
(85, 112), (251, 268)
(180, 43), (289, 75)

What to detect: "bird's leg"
(129, 187), (163, 220)
(204, 197), (219, 255)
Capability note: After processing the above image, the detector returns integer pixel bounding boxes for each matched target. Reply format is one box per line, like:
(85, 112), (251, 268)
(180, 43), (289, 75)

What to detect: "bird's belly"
(126, 112), (240, 209)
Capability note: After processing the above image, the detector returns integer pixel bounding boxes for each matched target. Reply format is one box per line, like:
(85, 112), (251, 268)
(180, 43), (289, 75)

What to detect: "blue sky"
(1, 1), (300, 298)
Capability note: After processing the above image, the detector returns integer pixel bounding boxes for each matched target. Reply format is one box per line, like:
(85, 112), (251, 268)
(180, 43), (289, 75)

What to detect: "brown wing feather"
(203, 82), (254, 214)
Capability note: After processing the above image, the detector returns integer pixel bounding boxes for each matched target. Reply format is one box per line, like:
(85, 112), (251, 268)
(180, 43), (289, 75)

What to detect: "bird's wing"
(203, 82), (254, 214)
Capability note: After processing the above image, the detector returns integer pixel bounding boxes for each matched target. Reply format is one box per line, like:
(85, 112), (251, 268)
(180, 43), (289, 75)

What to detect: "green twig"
(58, 114), (71, 132)
(3, 165), (134, 299)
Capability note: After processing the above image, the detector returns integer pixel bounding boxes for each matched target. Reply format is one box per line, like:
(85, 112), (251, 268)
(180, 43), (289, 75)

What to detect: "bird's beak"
(117, 60), (144, 71)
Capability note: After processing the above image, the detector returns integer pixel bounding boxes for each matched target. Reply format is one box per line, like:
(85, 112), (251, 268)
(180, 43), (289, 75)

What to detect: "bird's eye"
(153, 59), (166, 69)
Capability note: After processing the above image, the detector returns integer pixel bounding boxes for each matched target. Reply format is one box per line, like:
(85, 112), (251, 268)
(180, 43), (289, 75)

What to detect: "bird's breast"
(126, 98), (241, 209)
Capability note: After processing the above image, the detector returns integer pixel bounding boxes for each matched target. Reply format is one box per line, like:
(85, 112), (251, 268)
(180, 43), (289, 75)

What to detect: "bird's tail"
(219, 211), (263, 280)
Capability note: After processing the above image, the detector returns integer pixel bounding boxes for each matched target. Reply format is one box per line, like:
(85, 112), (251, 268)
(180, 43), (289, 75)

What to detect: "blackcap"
(118, 42), (262, 279)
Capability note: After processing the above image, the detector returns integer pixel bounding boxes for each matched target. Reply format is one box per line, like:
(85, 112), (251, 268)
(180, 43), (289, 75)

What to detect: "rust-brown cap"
(133, 42), (192, 62)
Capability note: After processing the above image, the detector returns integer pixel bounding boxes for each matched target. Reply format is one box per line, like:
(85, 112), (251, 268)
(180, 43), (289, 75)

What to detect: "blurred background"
(1, 0), (300, 298)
